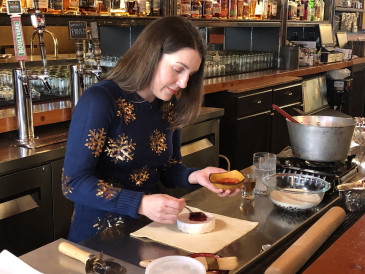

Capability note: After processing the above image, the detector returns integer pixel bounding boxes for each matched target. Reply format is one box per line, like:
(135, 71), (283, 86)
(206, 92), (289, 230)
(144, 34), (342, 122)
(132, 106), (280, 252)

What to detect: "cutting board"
(303, 214), (365, 274)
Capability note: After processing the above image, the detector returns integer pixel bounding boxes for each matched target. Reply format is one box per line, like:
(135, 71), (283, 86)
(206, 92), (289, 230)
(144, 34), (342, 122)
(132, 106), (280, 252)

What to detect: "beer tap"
(69, 21), (102, 107)
(30, 1), (52, 93)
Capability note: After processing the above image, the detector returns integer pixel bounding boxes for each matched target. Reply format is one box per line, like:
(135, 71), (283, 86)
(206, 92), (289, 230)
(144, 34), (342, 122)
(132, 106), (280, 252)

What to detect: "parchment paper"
(131, 207), (258, 254)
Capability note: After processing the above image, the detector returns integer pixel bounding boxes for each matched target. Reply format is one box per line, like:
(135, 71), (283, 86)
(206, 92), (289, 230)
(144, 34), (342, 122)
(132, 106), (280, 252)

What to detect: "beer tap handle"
(30, 10), (47, 70)
(90, 22), (102, 71)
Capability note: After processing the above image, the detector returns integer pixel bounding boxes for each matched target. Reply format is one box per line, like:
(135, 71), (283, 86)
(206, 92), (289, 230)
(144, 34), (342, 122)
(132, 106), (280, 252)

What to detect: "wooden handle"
(139, 259), (154, 268)
(265, 206), (346, 274)
(58, 241), (93, 264)
(272, 104), (299, 124)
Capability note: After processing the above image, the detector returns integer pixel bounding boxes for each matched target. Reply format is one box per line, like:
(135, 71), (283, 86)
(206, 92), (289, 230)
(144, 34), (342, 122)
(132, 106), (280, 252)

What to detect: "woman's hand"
(188, 167), (243, 197)
(138, 194), (186, 224)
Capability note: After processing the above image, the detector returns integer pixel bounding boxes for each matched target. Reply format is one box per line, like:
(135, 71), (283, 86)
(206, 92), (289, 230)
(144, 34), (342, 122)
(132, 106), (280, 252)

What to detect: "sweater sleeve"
(159, 128), (200, 189)
(62, 84), (144, 219)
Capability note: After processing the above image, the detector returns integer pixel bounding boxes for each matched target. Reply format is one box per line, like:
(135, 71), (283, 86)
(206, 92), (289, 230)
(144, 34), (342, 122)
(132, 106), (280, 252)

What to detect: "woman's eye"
(173, 67), (183, 73)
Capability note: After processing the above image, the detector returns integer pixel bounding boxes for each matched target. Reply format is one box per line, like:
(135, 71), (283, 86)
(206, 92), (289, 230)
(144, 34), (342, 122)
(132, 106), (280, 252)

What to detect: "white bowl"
(145, 255), (206, 274)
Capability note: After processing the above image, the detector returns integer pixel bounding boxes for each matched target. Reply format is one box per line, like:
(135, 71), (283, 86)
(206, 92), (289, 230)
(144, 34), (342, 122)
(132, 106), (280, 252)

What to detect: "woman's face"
(138, 47), (202, 102)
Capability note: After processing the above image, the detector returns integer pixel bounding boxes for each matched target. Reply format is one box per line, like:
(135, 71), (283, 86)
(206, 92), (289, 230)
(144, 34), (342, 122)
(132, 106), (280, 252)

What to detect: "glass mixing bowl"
(262, 174), (331, 212)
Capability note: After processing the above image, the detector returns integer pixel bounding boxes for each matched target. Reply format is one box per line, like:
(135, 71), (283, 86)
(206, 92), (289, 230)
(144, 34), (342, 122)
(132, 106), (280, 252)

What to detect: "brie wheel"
(177, 212), (215, 234)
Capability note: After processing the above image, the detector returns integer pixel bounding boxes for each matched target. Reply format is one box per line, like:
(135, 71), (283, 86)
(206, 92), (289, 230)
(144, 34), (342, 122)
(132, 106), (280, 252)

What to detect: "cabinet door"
(231, 111), (272, 170)
(270, 103), (302, 154)
(0, 165), (53, 256)
(344, 66), (365, 117)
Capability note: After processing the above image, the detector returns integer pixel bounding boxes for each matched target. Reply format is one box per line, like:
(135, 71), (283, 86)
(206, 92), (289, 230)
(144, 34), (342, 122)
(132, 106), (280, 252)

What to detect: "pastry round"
(177, 212), (215, 234)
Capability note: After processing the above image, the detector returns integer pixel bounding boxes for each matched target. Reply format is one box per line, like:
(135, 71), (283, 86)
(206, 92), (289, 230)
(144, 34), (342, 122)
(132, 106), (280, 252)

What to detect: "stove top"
(276, 147), (358, 189)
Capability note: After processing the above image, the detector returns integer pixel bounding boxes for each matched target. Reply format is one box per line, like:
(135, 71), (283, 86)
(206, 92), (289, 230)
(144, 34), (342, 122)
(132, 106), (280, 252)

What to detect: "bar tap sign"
(69, 21), (88, 40)
(8, 0), (27, 61)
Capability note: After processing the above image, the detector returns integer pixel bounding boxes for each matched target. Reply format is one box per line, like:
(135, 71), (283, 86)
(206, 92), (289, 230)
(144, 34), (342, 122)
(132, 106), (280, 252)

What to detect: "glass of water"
(253, 152), (276, 195)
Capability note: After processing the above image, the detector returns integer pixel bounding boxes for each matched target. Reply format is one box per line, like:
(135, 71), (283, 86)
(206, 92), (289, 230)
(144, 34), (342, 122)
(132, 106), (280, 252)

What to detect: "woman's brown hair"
(106, 16), (206, 128)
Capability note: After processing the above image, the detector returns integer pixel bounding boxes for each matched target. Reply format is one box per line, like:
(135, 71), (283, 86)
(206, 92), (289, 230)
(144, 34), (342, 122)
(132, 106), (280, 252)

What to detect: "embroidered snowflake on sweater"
(150, 129), (167, 155)
(85, 128), (107, 157)
(105, 134), (136, 163)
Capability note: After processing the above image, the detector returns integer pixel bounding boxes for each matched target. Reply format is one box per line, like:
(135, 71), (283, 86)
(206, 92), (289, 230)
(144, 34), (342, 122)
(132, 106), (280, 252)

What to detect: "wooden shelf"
(335, 7), (365, 13)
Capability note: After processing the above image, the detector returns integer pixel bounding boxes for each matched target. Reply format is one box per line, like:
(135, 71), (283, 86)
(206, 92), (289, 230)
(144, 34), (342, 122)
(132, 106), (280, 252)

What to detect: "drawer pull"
(256, 100), (262, 104)
(288, 92), (293, 96)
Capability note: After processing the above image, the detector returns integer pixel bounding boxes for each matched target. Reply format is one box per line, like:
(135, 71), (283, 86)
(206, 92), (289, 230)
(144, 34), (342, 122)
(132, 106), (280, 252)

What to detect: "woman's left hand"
(188, 167), (243, 197)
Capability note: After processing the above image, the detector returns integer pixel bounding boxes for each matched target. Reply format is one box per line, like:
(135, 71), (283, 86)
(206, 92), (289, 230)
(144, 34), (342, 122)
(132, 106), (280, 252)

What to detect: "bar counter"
(1, 57), (365, 134)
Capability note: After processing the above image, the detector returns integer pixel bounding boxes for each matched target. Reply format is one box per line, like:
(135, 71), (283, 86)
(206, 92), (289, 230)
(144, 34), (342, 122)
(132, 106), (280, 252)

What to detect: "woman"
(62, 16), (241, 243)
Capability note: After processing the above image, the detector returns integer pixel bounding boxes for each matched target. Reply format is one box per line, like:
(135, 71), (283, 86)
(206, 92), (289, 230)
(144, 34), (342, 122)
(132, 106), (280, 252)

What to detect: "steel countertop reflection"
(81, 184), (339, 273)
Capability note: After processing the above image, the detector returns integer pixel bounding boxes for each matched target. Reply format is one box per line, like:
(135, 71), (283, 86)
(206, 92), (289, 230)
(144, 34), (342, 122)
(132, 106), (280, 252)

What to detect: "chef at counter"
(62, 15), (242, 243)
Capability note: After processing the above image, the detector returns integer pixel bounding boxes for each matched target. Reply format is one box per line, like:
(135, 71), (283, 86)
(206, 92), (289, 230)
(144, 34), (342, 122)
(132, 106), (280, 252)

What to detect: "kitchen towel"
(131, 207), (258, 253)
(0, 249), (43, 274)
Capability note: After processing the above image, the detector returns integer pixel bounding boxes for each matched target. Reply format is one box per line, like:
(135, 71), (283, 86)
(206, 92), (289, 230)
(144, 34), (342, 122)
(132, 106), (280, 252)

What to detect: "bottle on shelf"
(180, 0), (191, 16)
(64, 0), (80, 14)
(262, 0), (268, 19)
(139, 0), (150, 16)
(48, 0), (63, 13)
(307, 0), (314, 20)
(229, 0), (237, 19)
(302, 0), (308, 20)
(249, 0), (256, 19)
(191, 0), (202, 17)
(242, 0), (249, 19)
(110, 0), (127, 15)
(288, 0), (296, 20)
(211, 0), (221, 18)
(176, 0), (181, 15)
(254, 0), (263, 19)
(219, 0), (228, 19)
(151, 0), (159, 15)
(97, 0), (111, 15)
(270, 0), (277, 19)
(203, 0), (213, 18)
(314, 0), (324, 21)
(237, 0), (243, 19)
(79, 0), (96, 14)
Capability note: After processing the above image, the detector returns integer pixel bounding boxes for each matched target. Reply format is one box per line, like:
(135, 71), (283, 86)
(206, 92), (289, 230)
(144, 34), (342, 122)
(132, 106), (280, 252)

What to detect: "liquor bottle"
(296, 0), (301, 20)
(299, 0), (304, 20)
(211, 0), (221, 17)
(254, 0), (262, 19)
(97, 0), (110, 15)
(127, 0), (139, 15)
(237, 0), (243, 19)
(191, 0), (202, 17)
(307, 0), (314, 20)
(65, 0), (80, 14)
(288, 0), (296, 20)
(176, 0), (181, 15)
(262, 0), (268, 19)
(314, 0), (324, 21)
(151, 0), (159, 15)
(203, 0), (213, 18)
(49, 0), (63, 13)
(249, 0), (256, 19)
(139, 0), (147, 16)
(266, 0), (272, 18)
(110, 0), (127, 15)
(27, 0), (48, 12)
(180, 0), (191, 16)
(270, 0), (277, 19)
(302, 0), (308, 20)
(79, 0), (97, 14)
(242, 0), (249, 18)
(219, 0), (228, 19)
(229, 0), (237, 18)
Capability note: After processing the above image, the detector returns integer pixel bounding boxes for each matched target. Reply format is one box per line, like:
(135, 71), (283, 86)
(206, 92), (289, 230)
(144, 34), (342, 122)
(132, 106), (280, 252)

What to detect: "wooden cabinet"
(204, 81), (302, 170)
(343, 64), (365, 117)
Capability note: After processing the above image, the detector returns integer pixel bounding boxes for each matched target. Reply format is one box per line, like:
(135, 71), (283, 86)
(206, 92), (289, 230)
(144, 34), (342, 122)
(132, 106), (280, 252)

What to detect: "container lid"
(145, 256), (206, 274)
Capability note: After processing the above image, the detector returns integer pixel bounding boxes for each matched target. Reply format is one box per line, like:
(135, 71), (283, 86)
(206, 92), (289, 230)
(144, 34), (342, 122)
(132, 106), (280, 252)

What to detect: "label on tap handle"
(10, 16), (27, 61)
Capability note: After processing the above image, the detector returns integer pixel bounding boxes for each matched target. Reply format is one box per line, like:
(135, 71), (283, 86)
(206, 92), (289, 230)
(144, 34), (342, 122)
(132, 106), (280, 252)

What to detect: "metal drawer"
(236, 89), (272, 117)
(273, 83), (302, 106)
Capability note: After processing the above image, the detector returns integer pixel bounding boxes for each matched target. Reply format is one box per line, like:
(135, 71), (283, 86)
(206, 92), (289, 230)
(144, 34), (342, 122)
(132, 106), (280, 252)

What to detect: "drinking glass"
(242, 173), (256, 200)
(253, 152), (276, 195)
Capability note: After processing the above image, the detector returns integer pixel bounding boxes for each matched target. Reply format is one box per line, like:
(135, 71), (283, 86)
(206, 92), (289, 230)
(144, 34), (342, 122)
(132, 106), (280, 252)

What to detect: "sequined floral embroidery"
(105, 134), (136, 164)
(117, 98), (136, 125)
(150, 129), (167, 155)
(161, 102), (174, 125)
(85, 128), (107, 157)
(167, 157), (183, 166)
(96, 180), (121, 200)
(93, 213), (124, 231)
(130, 166), (149, 186)
(61, 169), (73, 196)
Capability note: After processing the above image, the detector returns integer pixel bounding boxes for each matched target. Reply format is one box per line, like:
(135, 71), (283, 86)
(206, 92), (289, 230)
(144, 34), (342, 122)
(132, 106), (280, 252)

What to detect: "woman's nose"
(177, 74), (189, 89)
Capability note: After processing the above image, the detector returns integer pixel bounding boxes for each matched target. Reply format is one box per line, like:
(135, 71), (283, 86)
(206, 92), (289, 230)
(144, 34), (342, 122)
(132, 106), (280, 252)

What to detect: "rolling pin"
(265, 206), (346, 274)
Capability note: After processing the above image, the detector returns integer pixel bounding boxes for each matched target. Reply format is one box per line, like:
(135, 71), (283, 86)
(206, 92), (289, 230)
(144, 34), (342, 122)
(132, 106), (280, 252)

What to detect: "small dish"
(337, 180), (365, 212)
(209, 170), (244, 191)
(145, 255), (206, 274)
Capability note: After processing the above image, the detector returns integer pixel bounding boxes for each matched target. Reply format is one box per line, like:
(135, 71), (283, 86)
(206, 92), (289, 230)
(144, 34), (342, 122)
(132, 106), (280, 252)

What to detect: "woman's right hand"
(138, 194), (186, 224)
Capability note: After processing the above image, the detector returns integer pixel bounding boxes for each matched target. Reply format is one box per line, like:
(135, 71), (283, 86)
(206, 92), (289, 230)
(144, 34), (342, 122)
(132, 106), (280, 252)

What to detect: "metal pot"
(286, 116), (356, 162)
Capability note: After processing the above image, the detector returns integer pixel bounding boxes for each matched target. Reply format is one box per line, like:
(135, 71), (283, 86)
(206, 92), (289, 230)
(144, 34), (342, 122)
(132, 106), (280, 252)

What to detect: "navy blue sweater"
(62, 80), (198, 242)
